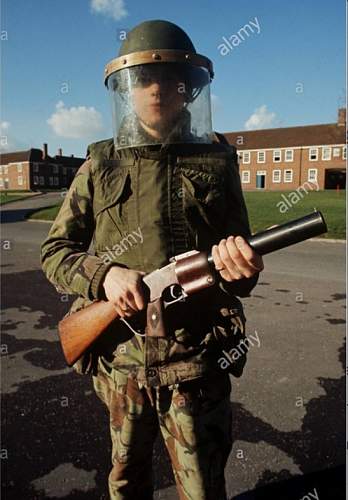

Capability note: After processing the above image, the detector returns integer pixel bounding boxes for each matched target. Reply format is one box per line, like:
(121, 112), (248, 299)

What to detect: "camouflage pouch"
(208, 286), (248, 378)
(212, 304), (247, 377)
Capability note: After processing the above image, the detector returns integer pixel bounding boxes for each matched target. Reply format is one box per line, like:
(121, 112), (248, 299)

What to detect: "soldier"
(41, 20), (264, 500)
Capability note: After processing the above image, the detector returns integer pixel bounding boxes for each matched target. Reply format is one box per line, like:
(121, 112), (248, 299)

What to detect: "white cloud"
(91, 0), (127, 20)
(47, 101), (104, 139)
(244, 105), (276, 130)
(0, 121), (12, 152)
(0, 121), (30, 152)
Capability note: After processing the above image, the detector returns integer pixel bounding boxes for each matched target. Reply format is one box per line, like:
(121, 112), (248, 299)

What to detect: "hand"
(103, 266), (147, 318)
(212, 236), (264, 282)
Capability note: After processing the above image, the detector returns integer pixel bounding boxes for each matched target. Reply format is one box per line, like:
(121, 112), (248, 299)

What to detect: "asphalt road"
(1, 194), (346, 500)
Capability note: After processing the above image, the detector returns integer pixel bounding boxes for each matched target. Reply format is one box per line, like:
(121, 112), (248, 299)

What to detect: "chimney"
(58, 148), (63, 156)
(70, 154), (74, 158)
(42, 143), (48, 160)
(337, 108), (346, 126)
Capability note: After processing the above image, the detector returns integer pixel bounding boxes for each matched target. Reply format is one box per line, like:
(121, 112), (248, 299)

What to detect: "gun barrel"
(208, 211), (327, 261)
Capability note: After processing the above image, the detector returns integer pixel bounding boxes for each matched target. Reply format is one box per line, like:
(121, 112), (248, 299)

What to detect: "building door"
(324, 169), (346, 189)
(256, 171), (266, 189)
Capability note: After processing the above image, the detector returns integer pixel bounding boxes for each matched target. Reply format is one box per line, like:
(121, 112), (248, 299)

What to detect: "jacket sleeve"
(220, 149), (259, 297)
(40, 159), (113, 300)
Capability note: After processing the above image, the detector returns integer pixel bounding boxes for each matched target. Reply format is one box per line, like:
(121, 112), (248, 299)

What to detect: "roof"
(224, 123), (347, 150)
(0, 149), (84, 166)
(0, 148), (43, 165)
(52, 155), (85, 166)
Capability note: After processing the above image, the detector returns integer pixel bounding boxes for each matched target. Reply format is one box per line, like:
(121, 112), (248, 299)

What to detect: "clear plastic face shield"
(106, 61), (214, 149)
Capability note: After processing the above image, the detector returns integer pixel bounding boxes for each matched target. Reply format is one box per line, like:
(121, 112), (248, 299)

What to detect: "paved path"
(1, 195), (345, 499)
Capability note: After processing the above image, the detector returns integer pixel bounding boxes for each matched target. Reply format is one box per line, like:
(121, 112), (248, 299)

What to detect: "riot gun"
(58, 211), (327, 366)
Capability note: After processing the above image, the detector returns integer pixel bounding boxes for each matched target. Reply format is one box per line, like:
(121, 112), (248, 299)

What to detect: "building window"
(49, 177), (54, 186)
(333, 147), (340, 157)
(273, 150), (281, 162)
(343, 146), (346, 160)
(285, 149), (294, 162)
(33, 163), (39, 173)
(39, 176), (45, 186)
(3, 165), (8, 174)
(17, 163), (23, 172)
(33, 176), (39, 185)
(284, 170), (293, 183)
(243, 151), (251, 164)
(309, 148), (318, 161)
(53, 165), (59, 174)
(241, 170), (250, 183)
(62, 166), (67, 175)
(256, 171), (266, 189)
(0, 179), (3, 188)
(257, 151), (266, 163)
(308, 169), (317, 182)
(272, 170), (281, 183)
(54, 177), (59, 186)
(17, 176), (23, 186)
(322, 147), (331, 161)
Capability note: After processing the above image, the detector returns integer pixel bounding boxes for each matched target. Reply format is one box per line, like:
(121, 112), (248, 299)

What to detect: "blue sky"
(1, 0), (346, 158)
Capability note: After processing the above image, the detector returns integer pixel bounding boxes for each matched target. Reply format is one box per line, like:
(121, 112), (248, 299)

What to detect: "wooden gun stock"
(58, 300), (119, 366)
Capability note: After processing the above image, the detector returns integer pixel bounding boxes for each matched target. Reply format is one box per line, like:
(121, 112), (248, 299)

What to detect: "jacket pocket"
(181, 167), (223, 203)
(181, 166), (227, 243)
(94, 166), (131, 241)
(94, 167), (130, 216)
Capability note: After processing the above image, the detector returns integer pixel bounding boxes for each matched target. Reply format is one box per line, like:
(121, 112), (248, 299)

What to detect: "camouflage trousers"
(92, 358), (233, 500)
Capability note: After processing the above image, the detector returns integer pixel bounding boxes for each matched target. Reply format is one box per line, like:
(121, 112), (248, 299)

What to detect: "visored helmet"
(104, 20), (214, 149)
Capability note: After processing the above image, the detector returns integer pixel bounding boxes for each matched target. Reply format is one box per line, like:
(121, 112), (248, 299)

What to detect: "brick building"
(0, 144), (84, 191)
(1, 110), (346, 192)
(224, 108), (347, 190)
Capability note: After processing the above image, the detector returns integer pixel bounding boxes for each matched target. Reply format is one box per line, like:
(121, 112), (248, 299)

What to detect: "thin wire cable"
(120, 318), (146, 337)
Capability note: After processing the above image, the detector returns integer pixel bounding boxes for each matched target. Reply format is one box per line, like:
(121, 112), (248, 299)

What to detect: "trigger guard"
(163, 285), (187, 308)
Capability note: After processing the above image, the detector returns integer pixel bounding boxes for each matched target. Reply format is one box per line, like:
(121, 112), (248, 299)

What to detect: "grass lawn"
(244, 189), (346, 239)
(28, 190), (346, 239)
(0, 191), (34, 204)
(28, 204), (62, 221)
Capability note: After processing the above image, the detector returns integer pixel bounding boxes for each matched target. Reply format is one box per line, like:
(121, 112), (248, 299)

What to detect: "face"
(131, 76), (186, 136)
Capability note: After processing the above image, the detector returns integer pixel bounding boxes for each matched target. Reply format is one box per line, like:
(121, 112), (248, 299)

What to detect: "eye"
(138, 76), (152, 86)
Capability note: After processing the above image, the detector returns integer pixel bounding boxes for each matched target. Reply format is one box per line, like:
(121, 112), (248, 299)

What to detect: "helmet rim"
(104, 49), (214, 86)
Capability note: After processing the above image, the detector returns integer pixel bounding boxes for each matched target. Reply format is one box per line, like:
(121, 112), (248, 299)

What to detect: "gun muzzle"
(208, 210), (328, 260)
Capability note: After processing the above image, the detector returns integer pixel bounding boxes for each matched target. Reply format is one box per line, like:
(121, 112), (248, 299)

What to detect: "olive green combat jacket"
(41, 137), (259, 387)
